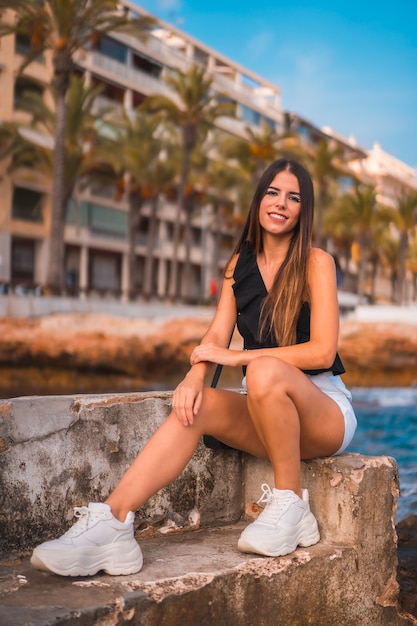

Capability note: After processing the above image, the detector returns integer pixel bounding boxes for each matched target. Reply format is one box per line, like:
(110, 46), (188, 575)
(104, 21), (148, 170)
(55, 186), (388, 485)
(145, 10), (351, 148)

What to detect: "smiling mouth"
(269, 212), (287, 221)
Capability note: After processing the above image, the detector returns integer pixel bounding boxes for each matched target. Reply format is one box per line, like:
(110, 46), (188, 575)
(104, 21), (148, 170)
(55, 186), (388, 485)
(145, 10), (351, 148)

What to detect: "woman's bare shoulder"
(308, 247), (336, 269)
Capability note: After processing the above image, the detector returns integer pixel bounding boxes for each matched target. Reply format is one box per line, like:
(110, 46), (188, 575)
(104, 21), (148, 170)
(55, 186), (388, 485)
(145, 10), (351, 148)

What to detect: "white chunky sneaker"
(30, 503), (143, 577)
(238, 484), (320, 557)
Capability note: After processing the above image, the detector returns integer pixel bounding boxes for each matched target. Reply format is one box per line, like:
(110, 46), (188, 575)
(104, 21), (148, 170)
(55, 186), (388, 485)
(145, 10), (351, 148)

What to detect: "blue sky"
(134, 0), (417, 169)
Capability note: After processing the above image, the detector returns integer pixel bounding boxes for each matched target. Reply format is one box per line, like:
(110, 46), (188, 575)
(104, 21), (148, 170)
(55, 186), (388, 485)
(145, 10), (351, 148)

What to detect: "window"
(12, 187), (43, 222)
(89, 250), (121, 292)
(92, 77), (125, 104)
(191, 226), (201, 247)
(88, 203), (128, 238)
(260, 115), (276, 131)
(97, 35), (127, 64)
(132, 52), (161, 78)
(296, 123), (311, 140)
(15, 33), (32, 56)
(240, 104), (261, 126)
(137, 216), (149, 245)
(14, 77), (44, 107)
(11, 238), (34, 282)
(193, 47), (209, 65)
(15, 33), (45, 62)
(217, 96), (237, 116)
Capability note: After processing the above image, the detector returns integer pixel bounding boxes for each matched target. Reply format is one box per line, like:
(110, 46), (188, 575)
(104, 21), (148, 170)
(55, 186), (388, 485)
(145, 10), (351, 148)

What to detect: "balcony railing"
(76, 49), (170, 98)
(76, 49), (282, 118)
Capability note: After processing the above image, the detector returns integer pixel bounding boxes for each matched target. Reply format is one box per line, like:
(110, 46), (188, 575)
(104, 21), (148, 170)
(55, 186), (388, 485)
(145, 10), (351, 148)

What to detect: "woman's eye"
(289, 195), (301, 203)
(265, 189), (278, 196)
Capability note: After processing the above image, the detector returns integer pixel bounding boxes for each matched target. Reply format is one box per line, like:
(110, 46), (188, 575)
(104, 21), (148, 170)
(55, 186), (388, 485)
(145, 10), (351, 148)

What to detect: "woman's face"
(258, 169), (301, 237)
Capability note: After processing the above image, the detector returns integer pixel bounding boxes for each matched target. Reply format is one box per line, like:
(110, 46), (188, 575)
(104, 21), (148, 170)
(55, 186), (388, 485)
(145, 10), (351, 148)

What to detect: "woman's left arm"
(297, 247), (340, 368)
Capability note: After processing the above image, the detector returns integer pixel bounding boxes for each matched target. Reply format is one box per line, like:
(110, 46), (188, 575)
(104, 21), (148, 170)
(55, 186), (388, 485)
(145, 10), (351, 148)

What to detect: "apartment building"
(0, 2), (415, 301)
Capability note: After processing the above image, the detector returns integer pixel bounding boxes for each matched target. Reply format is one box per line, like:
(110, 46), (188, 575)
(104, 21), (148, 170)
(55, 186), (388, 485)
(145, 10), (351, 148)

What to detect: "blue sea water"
(347, 387), (417, 522)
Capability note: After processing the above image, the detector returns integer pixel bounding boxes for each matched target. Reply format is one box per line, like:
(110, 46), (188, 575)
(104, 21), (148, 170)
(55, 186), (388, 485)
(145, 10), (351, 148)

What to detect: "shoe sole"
(238, 517), (320, 557)
(30, 540), (143, 576)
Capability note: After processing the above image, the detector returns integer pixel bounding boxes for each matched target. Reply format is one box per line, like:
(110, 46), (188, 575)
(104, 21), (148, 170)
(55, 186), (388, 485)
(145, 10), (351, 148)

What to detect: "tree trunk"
(211, 202), (222, 286)
(315, 181), (327, 250)
(168, 123), (196, 302)
(357, 234), (369, 303)
(390, 270), (398, 303)
(369, 254), (379, 303)
(143, 195), (159, 300)
(127, 190), (142, 300)
(46, 59), (68, 293)
(181, 194), (195, 302)
(397, 231), (408, 305)
(168, 148), (191, 301)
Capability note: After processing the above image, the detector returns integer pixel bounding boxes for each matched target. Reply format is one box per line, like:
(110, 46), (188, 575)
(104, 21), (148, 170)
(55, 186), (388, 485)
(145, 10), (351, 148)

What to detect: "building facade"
(0, 2), (416, 301)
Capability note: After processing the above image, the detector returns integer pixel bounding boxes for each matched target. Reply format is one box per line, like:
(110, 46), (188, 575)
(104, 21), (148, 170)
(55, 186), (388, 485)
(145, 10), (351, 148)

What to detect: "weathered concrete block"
(0, 392), (242, 552)
(0, 391), (410, 625)
(244, 453), (398, 542)
(243, 453), (401, 623)
(0, 525), (410, 626)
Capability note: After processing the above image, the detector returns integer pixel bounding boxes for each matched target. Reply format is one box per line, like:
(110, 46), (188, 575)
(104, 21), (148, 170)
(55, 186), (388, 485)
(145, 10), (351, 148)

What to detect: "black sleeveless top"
(232, 240), (345, 376)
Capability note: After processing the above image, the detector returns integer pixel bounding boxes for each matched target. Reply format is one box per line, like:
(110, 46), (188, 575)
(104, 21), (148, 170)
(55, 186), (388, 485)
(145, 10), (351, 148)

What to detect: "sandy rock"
(0, 314), (416, 395)
(339, 321), (417, 387)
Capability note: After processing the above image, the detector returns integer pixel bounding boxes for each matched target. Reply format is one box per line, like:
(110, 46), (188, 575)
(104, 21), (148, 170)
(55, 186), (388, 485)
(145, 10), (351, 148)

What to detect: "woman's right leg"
(31, 387), (266, 577)
(106, 387), (268, 522)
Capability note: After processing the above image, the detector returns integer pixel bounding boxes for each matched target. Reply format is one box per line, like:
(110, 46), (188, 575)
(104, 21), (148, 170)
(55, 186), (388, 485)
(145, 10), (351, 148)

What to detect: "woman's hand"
(171, 370), (205, 427)
(190, 343), (241, 367)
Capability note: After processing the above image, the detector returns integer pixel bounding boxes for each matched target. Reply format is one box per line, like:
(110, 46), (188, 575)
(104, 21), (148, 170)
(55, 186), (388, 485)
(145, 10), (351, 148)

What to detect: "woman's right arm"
(171, 256), (238, 426)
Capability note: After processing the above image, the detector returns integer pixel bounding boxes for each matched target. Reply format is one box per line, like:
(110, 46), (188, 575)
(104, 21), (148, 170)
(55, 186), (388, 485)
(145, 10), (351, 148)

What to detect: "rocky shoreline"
(0, 312), (416, 396)
(397, 516), (417, 621)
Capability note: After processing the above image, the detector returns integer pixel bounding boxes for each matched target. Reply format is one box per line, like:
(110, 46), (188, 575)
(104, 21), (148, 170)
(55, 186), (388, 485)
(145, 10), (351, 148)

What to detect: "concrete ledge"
(0, 526), (411, 626)
(0, 391), (411, 625)
(0, 392), (242, 552)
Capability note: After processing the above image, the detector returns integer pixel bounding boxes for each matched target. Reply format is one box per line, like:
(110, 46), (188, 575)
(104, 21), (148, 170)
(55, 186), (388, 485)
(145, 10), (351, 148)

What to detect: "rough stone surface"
(0, 525), (414, 626)
(0, 391), (415, 624)
(398, 515), (417, 620)
(0, 393), (243, 552)
(338, 320), (417, 387)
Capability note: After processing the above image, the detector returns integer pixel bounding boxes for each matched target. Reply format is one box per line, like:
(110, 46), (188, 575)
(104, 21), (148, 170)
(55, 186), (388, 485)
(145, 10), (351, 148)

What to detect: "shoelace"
(256, 484), (296, 525)
(63, 506), (93, 538)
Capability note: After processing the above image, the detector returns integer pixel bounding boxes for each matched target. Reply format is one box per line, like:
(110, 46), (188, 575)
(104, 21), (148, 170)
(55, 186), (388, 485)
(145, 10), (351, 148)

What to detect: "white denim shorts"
(307, 372), (357, 455)
(241, 372), (357, 456)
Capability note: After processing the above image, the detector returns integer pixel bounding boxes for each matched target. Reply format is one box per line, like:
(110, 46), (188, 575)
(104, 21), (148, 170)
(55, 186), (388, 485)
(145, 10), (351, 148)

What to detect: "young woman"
(31, 158), (357, 576)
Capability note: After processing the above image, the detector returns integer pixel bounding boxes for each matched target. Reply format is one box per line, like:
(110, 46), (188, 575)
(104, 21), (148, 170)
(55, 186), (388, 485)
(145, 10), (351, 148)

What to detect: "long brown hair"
(231, 158), (314, 346)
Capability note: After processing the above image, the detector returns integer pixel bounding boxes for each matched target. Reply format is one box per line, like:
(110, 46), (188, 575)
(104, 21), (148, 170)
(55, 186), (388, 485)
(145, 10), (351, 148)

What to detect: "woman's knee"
(193, 387), (228, 430)
(246, 356), (288, 398)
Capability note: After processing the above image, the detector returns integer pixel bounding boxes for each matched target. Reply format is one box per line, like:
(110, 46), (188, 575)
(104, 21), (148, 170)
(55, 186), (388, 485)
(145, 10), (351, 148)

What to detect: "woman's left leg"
(237, 355), (348, 557)
(244, 356), (346, 495)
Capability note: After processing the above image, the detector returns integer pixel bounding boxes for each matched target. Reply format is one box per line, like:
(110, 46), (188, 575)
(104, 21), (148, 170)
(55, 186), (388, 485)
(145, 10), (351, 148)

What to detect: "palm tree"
(141, 155), (177, 301)
(141, 64), (234, 301)
(367, 220), (391, 303)
(0, 74), (103, 229)
(0, 0), (153, 293)
(0, 119), (53, 181)
(323, 203), (355, 292)
(193, 151), (245, 299)
(90, 110), (176, 299)
(307, 140), (346, 249)
(385, 190), (417, 304)
(380, 234), (401, 303)
(219, 121), (303, 185)
(407, 233), (417, 301)
(325, 184), (387, 302)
